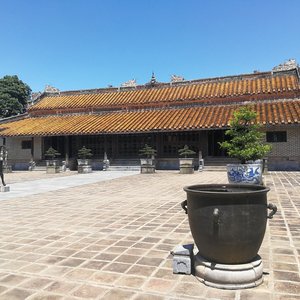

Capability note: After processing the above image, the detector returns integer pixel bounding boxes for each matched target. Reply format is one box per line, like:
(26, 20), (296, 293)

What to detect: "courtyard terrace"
(0, 170), (299, 299)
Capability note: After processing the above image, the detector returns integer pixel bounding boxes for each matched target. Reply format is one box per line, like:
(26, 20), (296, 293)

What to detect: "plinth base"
(179, 166), (194, 174)
(78, 165), (92, 173)
(141, 166), (155, 174)
(46, 166), (60, 174)
(194, 254), (263, 290)
(0, 186), (10, 192)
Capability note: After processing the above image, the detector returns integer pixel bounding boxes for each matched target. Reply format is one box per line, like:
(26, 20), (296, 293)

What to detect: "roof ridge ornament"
(145, 72), (159, 87)
(150, 72), (156, 86)
(171, 74), (185, 83)
(121, 79), (137, 88)
(44, 85), (60, 94)
(272, 59), (299, 72)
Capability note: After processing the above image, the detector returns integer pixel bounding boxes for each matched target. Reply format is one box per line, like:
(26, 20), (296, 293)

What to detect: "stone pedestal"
(78, 165), (92, 173)
(141, 165), (155, 174)
(194, 254), (263, 289)
(179, 158), (194, 174)
(0, 186), (10, 192)
(46, 166), (60, 174)
(180, 166), (194, 174)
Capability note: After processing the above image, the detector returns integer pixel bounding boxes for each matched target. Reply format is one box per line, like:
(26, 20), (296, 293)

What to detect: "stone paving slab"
(4, 171), (77, 184)
(0, 171), (299, 299)
(1, 171), (139, 200)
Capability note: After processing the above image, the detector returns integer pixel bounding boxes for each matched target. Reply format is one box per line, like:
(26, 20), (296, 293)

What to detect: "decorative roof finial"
(150, 72), (156, 85)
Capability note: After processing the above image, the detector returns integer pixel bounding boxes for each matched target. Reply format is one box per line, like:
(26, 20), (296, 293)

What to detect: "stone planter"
(227, 163), (263, 185)
(179, 158), (194, 174)
(46, 160), (60, 173)
(77, 159), (92, 173)
(140, 158), (155, 174)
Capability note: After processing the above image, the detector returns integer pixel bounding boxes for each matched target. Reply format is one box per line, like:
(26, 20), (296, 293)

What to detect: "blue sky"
(0, 0), (299, 92)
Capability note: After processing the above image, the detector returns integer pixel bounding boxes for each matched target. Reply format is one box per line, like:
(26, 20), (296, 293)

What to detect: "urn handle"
(267, 203), (277, 219)
(213, 208), (220, 224)
(181, 200), (188, 214)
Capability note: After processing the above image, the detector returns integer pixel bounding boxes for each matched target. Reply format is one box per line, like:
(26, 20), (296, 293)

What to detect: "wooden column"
(156, 133), (162, 158)
(111, 135), (118, 159)
(31, 137), (34, 161)
(65, 136), (69, 166)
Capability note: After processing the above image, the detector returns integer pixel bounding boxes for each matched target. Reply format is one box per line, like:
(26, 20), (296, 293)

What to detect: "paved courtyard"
(0, 170), (299, 300)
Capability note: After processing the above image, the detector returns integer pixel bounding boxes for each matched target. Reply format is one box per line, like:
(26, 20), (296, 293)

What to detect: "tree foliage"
(219, 106), (271, 164)
(0, 75), (31, 118)
(139, 144), (157, 158)
(45, 147), (61, 160)
(178, 145), (196, 158)
(78, 146), (93, 159)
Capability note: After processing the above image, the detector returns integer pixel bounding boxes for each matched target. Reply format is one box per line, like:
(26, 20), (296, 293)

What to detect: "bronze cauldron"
(182, 184), (277, 264)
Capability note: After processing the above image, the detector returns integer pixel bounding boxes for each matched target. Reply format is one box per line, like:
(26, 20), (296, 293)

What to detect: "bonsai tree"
(178, 145), (196, 158)
(77, 146), (93, 172)
(219, 106), (271, 164)
(139, 144), (157, 158)
(139, 144), (157, 173)
(78, 146), (93, 159)
(45, 147), (60, 160)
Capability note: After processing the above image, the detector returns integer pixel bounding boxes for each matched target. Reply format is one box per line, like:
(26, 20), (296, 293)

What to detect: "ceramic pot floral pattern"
(227, 164), (263, 184)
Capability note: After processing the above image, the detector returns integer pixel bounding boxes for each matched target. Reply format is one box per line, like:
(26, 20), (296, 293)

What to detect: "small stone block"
(171, 244), (194, 275)
(171, 244), (194, 256)
(173, 255), (192, 275)
(0, 186), (10, 192)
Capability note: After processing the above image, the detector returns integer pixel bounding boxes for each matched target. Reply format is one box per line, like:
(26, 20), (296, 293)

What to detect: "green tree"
(45, 147), (61, 160)
(139, 144), (157, 158)
(78, 146), (93, 159)
(0, 75), (31, 118)
(219, 106), (271, 164)
(178, 145), (196, 158)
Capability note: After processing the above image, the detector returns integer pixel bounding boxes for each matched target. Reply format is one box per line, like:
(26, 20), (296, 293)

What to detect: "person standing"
(0, 146), (6, 186)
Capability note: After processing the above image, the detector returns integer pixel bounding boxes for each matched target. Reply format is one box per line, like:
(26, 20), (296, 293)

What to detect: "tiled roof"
(1, 101), (299, 137)
(29, 73), (300, 115)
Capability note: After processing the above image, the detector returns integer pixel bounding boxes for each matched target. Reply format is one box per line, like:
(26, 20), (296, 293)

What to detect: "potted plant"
(45, 146), (61, 173)
(178, 145), (196, 174)
(77, 146), (93, 173)
(219, 107), (271, 184)
(139, 144), (156, 173)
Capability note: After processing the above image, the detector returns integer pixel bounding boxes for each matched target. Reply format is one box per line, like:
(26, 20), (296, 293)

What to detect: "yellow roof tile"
(29, 74), (300, 115)
(1, 101), (299, 137)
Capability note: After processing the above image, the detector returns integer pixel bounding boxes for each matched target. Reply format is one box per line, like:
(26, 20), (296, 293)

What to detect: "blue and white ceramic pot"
(226, 163), (263, 185)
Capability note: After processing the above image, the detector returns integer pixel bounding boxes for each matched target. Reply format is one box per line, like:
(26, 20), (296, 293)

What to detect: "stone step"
(110, 159), (140, 166)
(204, 159), (239, 166)
(30, 166), (46, 171)
(204, 163), (231, 168)
(203, 166), (227, 172)
(108, 165), (141, 171)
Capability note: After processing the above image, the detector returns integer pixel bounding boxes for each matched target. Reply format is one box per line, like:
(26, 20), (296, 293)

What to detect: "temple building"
(0, 60), (300, 170)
